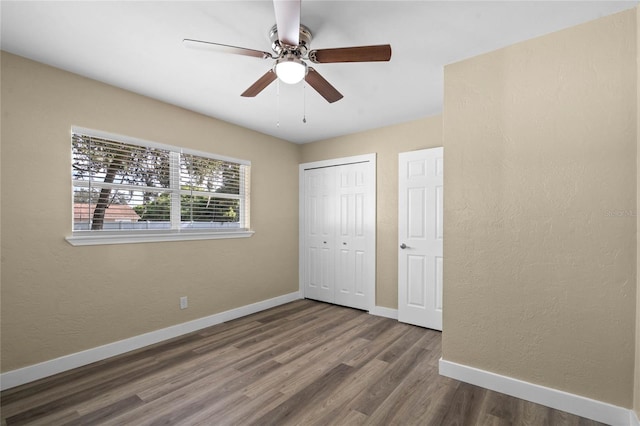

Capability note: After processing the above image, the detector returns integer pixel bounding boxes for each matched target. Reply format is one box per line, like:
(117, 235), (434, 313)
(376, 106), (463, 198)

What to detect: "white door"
(398, 148), (443, 330)
(334, 162), (370, 310)
(300, 154), (376, 312)
(303, 167), (335, 303)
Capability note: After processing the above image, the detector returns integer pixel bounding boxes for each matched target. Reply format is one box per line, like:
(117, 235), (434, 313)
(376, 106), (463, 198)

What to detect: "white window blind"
(70, 127), (251, 244)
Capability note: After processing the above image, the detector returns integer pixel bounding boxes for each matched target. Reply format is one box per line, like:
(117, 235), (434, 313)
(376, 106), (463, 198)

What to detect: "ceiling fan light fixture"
(274, 54), (307, 84)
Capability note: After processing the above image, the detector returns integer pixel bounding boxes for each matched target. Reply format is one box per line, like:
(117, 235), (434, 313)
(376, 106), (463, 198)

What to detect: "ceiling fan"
(183, 0), (392, 103)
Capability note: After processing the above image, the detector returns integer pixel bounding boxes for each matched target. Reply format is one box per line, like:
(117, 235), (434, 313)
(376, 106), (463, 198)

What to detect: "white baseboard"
(369, 305), (398, 319)
(439, 358), (632, 426)
(0, 292), (301, 391)
(631, 410), (640, 426)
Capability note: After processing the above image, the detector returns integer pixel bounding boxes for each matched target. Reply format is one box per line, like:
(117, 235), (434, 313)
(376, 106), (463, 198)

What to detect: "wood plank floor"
(1, 300), (606, 426)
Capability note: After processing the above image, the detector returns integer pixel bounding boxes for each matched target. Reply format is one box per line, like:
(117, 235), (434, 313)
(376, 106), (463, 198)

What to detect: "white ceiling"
(1, 1), (636, 144)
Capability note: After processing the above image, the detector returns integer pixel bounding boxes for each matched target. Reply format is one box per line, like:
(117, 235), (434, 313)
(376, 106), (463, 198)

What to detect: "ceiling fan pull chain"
(303, 81), (307, 124)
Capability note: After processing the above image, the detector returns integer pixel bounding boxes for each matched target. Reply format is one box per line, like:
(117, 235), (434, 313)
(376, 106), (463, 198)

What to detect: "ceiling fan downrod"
(269, 24), (312, 57)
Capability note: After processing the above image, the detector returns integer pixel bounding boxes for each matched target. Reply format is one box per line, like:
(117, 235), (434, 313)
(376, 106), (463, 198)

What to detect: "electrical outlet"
(180, 296), (188, 310)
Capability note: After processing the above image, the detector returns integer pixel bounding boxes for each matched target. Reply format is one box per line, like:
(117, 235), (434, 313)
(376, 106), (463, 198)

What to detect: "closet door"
(300, 154), (376, 312)
(334, 162), (370, 310)
(302, 167), (335, 303)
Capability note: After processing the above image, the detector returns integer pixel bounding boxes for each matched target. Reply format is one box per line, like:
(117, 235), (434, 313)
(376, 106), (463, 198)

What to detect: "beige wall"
(0, 52), (300, 372)
(300, 117), (442, 309)
(442, 9), (636, 408)
(636, 4), (640, 418)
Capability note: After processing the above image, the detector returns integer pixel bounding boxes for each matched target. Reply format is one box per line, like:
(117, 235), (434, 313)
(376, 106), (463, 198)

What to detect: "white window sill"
(65, 230), (255, 246)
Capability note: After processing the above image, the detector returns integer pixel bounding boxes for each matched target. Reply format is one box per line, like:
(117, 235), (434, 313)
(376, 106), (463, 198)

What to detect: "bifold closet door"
(301, 156), (375, 311)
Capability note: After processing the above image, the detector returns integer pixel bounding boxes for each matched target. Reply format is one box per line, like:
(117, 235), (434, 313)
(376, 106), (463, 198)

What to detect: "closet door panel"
(303, 168), (334, 303)
(334, 163), (370, 310)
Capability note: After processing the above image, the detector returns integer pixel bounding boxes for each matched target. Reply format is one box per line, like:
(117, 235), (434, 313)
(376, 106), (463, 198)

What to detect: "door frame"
(299, 153), (377, 312)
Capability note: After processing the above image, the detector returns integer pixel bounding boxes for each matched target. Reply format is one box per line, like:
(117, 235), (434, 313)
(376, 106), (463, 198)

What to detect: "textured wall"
(300, 117), (442, 309)
(0, 52), (300, 372)
(636, 4), (640, 418)
(442, 9), (636, 408)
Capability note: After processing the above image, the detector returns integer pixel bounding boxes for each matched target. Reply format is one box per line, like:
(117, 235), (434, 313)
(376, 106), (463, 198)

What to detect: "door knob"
(400, 243), (408, 249)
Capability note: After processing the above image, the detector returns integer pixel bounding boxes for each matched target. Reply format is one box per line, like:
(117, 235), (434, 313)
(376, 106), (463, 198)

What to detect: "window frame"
(66, 127), (253, 246)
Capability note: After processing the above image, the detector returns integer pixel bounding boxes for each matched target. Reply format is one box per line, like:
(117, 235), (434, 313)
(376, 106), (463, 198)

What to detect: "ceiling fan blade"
(273, 0), (300, 47)
(309, 44), (392, 63)
(305, 68), (343, 103)
(183, 39), (273, 59)
(241, 70), (277, 97)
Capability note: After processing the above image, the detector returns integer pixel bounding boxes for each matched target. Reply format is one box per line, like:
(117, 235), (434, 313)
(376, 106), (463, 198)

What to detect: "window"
(67, 127), (252, 246)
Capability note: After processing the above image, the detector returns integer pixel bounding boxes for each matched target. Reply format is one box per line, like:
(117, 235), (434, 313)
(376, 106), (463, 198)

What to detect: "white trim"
(631, 410), (640, 426)
(298, 167), (305, 304)
(439, 358), (632, 426)
(369, 306), (398, 320)
(66, 230), (254, 246)
(0, 292), (301, 391)
(300, 153), (377, 170)
(299, 153), (377, 312)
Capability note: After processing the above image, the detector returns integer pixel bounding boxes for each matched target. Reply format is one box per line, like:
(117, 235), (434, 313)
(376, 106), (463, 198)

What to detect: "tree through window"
(71, 128), (250, 234)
